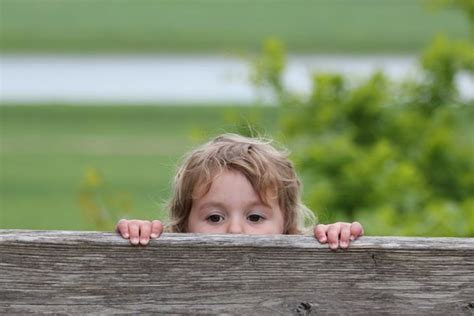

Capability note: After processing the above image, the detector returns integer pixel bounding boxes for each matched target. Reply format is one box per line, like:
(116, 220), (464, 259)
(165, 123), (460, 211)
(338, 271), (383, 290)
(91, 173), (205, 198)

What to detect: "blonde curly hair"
(167, 133), (315, 234)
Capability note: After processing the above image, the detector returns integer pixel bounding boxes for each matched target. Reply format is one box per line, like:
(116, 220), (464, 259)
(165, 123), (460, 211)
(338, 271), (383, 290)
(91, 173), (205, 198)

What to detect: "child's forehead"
(192, 169), (277, 204)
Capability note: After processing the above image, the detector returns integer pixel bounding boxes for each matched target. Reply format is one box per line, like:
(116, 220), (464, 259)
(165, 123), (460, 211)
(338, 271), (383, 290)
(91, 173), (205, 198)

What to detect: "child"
(116, 133), (363, 249)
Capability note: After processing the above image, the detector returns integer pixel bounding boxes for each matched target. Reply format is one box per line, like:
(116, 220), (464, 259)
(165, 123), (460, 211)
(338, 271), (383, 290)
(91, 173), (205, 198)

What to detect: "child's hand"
(314, 222), (364, 250)
(116, 219), (163, 246)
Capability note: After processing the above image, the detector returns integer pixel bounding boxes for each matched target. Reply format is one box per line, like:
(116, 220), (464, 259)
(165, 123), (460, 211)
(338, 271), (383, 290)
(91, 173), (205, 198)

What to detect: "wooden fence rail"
(1, 229), (473, 314)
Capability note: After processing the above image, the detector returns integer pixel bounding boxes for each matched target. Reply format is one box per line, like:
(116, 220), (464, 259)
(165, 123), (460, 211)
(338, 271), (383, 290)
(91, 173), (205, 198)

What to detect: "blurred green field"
(0, 0), (468, 54)
(1, 104), (473, 231)
(0, 105), (279, 230)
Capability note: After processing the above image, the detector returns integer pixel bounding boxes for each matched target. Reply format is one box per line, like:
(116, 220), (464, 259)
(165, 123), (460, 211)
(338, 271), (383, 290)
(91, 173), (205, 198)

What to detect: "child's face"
(186, 170), (285, 234)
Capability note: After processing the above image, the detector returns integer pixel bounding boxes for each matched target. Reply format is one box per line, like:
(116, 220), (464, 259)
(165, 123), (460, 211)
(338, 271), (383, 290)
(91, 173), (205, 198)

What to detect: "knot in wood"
(244, 254), (256, 266)
(463, 302), (474, 311)
(296, 301), (313, 315)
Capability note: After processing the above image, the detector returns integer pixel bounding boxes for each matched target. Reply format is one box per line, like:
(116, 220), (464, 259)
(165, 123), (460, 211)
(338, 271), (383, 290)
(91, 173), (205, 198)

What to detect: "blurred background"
(0, 0), (472, 236)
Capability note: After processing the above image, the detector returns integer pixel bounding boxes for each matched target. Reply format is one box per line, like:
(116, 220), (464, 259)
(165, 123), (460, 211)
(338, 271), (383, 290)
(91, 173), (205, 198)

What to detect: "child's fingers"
(339, 224), (351, 249)
(327, 223), (341, 250)
(151, 220), (163, 238)
(139, 222), (151, 245)
(350, 221), (364, 240)
(128, 220), (141, 245)
(116, 219), (130, 239)
(314, 224), (328, 243)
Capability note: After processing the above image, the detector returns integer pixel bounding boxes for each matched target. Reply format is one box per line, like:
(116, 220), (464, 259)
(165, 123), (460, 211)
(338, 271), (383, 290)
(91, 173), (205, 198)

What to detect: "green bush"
(251, 8), (473, 236)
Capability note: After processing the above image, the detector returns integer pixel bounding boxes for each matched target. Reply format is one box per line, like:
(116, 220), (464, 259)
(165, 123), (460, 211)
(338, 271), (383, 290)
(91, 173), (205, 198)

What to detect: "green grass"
(0, 0), (469, 54)
(0, 105), (280, 231)
(1, 104), (472, 232)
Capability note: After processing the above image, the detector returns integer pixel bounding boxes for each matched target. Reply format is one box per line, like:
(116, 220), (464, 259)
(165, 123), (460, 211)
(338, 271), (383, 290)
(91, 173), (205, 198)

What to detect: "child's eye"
(207, 214), (224, 223)
(247, 214), (264, 222)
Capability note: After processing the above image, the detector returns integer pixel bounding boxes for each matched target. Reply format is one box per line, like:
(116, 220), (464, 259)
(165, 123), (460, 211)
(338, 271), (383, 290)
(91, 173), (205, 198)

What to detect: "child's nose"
(227, 218), (243, 234)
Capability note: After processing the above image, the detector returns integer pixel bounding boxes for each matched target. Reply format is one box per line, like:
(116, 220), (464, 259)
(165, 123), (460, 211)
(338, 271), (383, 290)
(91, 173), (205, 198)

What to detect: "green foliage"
(78, 167), (133, 230)
(250, 38), (286, 99)
(252, 30), (473, 236)
(417, 35), (474, 106)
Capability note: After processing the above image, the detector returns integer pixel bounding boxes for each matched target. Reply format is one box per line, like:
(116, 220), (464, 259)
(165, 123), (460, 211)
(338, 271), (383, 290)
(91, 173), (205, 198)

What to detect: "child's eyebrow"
(198, 200), (270, 211)
(246, 200), (271, 209)
(198, 201), (228, 211)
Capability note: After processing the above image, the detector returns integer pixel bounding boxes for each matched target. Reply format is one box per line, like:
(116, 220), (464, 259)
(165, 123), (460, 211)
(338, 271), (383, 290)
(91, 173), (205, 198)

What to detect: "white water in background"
(0, 54), (472, 104)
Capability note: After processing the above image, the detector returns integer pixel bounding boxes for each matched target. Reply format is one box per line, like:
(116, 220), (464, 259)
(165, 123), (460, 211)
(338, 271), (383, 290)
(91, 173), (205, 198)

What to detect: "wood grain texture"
(1, 230), (473, 315)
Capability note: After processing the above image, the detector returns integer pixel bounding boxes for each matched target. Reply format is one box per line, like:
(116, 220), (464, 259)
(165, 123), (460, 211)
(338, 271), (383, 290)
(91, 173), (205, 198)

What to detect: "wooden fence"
(1, 230), (473, 314)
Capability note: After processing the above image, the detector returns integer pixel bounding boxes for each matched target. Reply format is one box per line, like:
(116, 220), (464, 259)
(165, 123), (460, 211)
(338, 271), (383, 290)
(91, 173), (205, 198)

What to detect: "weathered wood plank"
(1, 230), (473, 314)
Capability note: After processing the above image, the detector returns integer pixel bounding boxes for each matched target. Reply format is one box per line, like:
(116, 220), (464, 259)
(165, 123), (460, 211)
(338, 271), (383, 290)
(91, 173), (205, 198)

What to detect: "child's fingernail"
(320, 237), (327, 242)
(131, 238), (139, 244)
(140, 238), (149, 245)
(150, 233), (158, 238)
(340, 241), (348, 248)
(350, 235), (355, 241)
(123, 233), (129, 238)
(330, 243), (338, 249)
